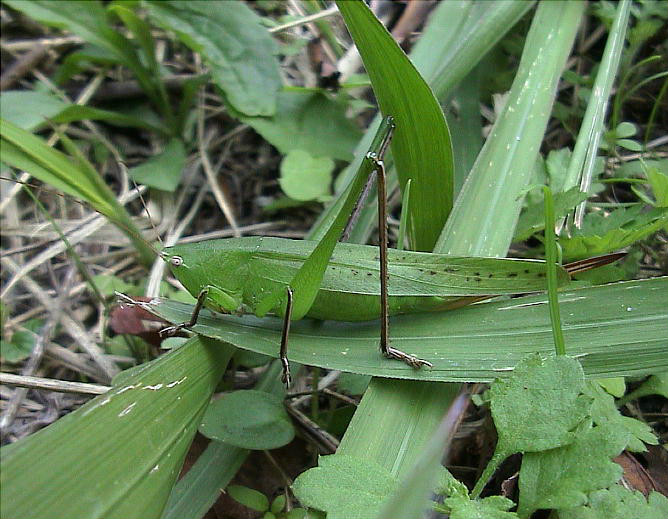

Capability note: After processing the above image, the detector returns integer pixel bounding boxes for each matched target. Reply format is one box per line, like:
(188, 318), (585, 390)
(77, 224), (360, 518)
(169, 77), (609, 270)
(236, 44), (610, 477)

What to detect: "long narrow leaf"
(145, 277), (668, 381)
(0, 337), (233, 519)
(336, 0), (453, 251)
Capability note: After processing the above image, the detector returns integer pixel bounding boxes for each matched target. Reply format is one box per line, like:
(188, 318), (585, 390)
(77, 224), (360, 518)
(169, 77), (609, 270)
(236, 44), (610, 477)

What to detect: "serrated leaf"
(292, 454), (398, 519)
(227, 485), (269, 512)
(514, 187), (588, 241)
(145, 0), (280, 116)
(279, 150), (334, 202)
(517, 422), (629, 516)
(490, 354), (591, 454)
(585, 381), (658, 452)
(559, 485), (668, 519)
(562, 206), (668, 260)
(199, 390), (294, 450)
(441, 495), (519, 519)
(236, 89), (361, 161)
(129, 138), (186, 192)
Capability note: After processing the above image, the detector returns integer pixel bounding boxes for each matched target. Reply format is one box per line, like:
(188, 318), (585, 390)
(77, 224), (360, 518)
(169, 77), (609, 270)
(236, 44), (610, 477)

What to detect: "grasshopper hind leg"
(371, 150), (432, 371)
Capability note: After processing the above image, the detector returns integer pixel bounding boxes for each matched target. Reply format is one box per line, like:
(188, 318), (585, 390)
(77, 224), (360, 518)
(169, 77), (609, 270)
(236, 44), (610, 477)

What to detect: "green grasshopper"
(143, 116), (611, 386)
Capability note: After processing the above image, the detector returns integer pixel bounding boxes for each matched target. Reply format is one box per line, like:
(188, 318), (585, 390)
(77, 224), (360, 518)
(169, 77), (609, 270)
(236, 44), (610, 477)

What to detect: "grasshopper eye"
(170, 255), (184, 267)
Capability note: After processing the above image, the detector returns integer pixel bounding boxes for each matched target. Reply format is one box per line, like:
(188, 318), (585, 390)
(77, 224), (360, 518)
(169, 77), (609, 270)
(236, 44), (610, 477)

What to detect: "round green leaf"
(199, 390), (294, 449)
(615, 121), (637, 138)
(271, 494), (286, 514)
(279, 149), (334, 201)
(227, 484), (269, 512)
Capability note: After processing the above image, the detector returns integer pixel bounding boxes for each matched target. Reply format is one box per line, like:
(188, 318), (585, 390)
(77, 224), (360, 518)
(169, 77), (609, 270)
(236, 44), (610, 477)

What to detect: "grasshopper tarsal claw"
(159, 324), (186, 337)
(383, 346), (433, 369)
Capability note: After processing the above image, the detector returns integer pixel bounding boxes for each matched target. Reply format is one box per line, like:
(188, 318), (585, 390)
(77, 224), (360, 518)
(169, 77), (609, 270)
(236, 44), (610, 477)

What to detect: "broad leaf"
(0, 91), (68, 130)
(292, 454), (398, 519)
(129, 138), (186, 192)
(517, 422), (629, 517)
(236, 88), (361, 161)
(279, 150), (334, 202)
(199, 390), (294, 450)
(145, 0), (281, 116)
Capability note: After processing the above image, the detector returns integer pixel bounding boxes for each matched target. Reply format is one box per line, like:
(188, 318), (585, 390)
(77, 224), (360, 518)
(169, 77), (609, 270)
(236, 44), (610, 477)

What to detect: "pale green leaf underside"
(146, 277), (668, 381)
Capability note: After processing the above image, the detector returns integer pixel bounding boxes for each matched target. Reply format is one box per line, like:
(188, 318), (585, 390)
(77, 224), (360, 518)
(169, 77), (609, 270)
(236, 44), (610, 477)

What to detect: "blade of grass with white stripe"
(0, 337), (232, 519)
(147, 277), (668, 381)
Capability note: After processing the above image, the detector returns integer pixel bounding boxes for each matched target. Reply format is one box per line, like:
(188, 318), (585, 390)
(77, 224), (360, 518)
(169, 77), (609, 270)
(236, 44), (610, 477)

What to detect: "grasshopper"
(149, 116), (608, 386)
(3, 118), (619, 386)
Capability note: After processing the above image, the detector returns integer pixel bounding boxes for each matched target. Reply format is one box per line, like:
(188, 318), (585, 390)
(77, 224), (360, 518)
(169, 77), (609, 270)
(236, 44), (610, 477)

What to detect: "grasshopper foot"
(280, 358), (292, 388)
(383, 346), (433, 369)
(159, 323), (187, 337)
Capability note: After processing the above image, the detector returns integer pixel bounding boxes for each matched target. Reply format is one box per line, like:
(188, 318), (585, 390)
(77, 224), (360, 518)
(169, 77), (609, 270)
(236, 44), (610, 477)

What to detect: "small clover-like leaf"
(517, 422), (629, 517)
(559, 485), (668, 519)
(585, 381), (658, 452)
(439, 495), (519, 519)
(292, 454), (398, 519)
(199, 390), (294, 449)
(129, 138), (186, 192)
(227, 485), (269, 512)
(595, 377), (626, 398)
(490, 354), (591, 455)
(279, 150), (334, 202)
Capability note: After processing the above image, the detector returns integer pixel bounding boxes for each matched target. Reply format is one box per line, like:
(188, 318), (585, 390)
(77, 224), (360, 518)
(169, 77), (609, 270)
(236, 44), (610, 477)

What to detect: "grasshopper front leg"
(159, 287), (210, 337)
(369, 151), (432, 370)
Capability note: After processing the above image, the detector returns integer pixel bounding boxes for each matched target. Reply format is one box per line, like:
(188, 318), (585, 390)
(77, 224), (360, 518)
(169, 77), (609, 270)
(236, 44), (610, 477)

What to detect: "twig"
(0, 268), (75, 432)
(0, 373), (110, 396)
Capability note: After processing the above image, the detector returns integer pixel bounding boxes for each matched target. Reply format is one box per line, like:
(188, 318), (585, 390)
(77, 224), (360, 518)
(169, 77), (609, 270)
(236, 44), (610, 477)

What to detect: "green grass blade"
(543, 187), (566, 355)
(147, 277), (668, 381)
(0, 118), (155, 264)
(161, 361), (286, 519)
(336, 0), (453, 251)
(310, 1), (534, 244)
(565, 0), (631, 227)
(436, 0), (586, 257)
(0, 337), (232, 519)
